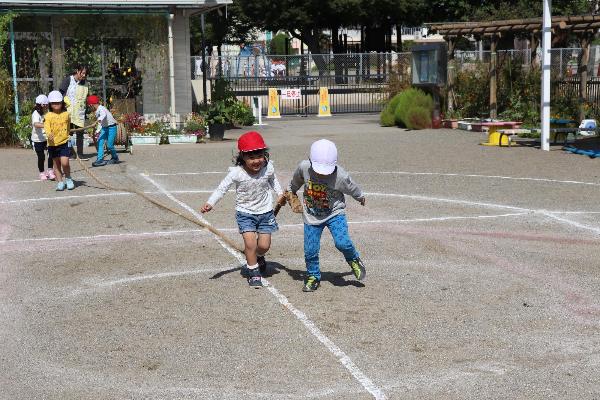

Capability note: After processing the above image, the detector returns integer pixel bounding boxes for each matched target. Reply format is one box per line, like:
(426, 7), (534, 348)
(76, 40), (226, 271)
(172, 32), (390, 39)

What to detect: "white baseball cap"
(48, 90), (63, 103)
(310, 139), (337, 175)
(35, 94), (49, 105)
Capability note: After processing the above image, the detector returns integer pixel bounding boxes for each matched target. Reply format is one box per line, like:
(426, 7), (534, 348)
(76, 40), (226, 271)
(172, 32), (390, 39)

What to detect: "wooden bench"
(497, 129), (532, 147)
(528, 128), (580, 145)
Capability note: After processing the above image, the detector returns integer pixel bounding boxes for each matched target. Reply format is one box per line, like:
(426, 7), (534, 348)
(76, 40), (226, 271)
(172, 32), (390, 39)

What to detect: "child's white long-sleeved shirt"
(207, 161), (283, 214)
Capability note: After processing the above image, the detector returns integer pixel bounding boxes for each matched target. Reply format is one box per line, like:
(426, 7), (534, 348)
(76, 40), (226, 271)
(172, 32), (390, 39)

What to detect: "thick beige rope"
(69, 129), (245, 253)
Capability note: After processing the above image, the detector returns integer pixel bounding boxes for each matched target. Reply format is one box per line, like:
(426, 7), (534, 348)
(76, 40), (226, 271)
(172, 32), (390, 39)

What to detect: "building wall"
(141, 9), (192, 119)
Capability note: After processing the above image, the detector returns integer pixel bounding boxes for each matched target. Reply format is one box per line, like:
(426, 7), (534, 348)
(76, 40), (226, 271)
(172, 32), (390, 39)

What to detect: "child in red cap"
(201, 131), (285, 287)
(86, 95), (119, 167)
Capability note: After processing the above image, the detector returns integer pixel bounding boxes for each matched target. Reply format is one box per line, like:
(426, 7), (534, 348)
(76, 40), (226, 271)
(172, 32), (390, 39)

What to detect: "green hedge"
(380, 87), (433, 129)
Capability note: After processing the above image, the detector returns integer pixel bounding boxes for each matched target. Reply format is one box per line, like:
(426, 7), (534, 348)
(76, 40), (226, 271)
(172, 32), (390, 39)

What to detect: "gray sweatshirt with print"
(288, 160), (364, 225)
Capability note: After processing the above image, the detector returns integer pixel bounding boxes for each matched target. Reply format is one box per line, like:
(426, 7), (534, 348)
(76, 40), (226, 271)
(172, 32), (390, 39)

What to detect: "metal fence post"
(358, 53), (362, 83)
(10, 19), (19, 123)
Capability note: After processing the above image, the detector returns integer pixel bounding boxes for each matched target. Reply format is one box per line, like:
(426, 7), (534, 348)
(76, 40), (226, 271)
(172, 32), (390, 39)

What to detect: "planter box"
(130, 135), (160, 145)
(442, 119), (458, 129)
(168, 134), (197, 144)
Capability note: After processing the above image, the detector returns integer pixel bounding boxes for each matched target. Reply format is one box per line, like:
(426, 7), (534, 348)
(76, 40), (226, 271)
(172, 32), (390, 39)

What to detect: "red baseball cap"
(237, 131), (267, 152)
(86, 95), (100, 105)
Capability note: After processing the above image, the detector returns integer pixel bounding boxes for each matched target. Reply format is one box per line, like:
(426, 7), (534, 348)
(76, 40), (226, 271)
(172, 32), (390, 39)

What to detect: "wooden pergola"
(429, 15), (600, 121)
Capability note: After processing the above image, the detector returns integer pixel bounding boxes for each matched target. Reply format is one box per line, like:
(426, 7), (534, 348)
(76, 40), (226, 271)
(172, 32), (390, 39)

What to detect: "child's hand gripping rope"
(273, 193), (287, 216)
(286, 191), (303, 213)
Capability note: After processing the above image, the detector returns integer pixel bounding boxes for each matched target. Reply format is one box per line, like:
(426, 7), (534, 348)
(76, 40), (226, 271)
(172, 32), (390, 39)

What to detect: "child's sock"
(247, 263), (259, 270)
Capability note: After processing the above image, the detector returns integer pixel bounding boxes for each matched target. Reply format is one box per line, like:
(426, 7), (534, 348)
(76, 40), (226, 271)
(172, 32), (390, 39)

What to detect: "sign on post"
(318, 87), (332, 117)
(281, 88), (302, 100)
(267, 88), (281, 118)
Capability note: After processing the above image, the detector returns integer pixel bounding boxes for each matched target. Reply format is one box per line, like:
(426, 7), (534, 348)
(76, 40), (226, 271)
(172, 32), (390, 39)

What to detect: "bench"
(497, 129), (532, 147)
(527, 127), (580, 145)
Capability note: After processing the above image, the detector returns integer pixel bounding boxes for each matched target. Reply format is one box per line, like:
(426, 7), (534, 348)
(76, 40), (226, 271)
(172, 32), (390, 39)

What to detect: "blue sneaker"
(257, 255), (267, 274)
(303, 276), (320, 292)
(240, 265), (250, 278)
(247, 268), (263, 288)
(65, 178), (75, 190)
(56, 181), (65, 191)
(107, 158), (120, 164)
(92, 159), (107, 167)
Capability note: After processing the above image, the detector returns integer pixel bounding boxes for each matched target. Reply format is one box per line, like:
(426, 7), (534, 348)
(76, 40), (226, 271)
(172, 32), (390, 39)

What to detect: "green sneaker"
(302, 276), (320, 292)
(348, 258), (366, 281)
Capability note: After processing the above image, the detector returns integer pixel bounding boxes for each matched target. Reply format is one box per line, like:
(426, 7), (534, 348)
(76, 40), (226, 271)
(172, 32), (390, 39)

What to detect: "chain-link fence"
(192, 52), (409, 81)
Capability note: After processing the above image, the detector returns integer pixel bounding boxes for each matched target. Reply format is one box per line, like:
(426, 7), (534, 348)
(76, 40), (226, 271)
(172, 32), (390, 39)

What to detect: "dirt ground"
(1, 114), (599, 399)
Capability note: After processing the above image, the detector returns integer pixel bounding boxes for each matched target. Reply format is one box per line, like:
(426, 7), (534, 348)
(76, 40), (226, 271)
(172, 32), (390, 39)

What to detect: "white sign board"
(281, 88), (302, 100)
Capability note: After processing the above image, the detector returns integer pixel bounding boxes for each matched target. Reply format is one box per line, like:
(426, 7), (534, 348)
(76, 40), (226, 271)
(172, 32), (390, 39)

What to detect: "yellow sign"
(267, 88), (281, 118)
(318, 87), (332, 117)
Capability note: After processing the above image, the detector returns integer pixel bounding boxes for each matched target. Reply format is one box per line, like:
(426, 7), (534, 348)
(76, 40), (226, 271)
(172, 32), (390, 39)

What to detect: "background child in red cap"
(288, 139), (366, 292)
(201, 131), (285, 288)
(86, 95), (119, 167)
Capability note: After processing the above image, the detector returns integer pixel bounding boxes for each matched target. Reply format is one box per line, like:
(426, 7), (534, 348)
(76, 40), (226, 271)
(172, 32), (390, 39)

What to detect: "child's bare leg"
(242, 232), (258, 265)
(257, 233), (272, 256)
(60, 157), (70, 177)
(52, 157), (63, 181)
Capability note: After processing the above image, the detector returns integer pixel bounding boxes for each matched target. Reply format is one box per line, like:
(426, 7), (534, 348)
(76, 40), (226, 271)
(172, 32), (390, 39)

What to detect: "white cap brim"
(311, 161), (336, 175)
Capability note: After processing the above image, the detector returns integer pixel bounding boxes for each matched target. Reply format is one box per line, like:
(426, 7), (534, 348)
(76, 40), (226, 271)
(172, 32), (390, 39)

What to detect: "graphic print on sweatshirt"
(304, 179), (333, 217)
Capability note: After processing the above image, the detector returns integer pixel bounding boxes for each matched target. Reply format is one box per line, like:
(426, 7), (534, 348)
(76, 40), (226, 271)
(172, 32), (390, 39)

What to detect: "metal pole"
(168, 13), (176, 129)
(101, 39), (107, 103)
(201, 13), (207, 106)
(541, 0), (551, 151)
(10, 19), (19, 123)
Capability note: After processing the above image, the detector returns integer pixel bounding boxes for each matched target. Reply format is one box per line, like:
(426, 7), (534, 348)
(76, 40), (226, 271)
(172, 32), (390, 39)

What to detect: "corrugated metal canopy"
(0, 0), (230, 8)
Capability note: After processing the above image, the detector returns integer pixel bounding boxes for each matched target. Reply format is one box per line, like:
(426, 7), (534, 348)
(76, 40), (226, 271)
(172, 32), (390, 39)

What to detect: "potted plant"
(442, 109), (461, 129)
(202, 100), (228, 141)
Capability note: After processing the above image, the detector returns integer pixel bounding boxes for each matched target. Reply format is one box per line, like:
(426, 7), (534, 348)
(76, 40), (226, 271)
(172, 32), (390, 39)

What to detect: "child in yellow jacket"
(44, 91), (75, 191)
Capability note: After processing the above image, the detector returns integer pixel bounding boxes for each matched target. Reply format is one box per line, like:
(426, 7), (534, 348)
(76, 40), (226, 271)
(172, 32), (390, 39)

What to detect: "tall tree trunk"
(292, 29), (327, 76)
(579, 33), (592, 121)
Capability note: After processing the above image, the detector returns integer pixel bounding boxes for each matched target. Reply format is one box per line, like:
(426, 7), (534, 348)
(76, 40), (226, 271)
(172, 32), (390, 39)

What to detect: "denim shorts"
(236, 210), (278, 234)
(48, 142), (70, 158)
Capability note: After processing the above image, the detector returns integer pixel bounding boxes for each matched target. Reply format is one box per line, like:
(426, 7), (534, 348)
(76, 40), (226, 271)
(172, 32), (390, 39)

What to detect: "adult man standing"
(59, 65), (89, 160)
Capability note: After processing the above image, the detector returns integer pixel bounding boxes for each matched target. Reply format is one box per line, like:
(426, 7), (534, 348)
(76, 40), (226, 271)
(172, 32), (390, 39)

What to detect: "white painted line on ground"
(0, 189), (218, 205)
(140, 174), (246, 266)
(148, 171), (224, 176)
(2, 179), (40, 184)
(0, 229), (203, 245)
(0, 213), (530, 245)
(352, 171), (600, 187)
(0, 192), (132, 204)
(364, 192), (531, 212)
(539, 211), (600, 235)
(141, 173), (387, 400)
(347, 212), (529, 225)
(91, 267), (230, 289)
(265, 284), (387, 400)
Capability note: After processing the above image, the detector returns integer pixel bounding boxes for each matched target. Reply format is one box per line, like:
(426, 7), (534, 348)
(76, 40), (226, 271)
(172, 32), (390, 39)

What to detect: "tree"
(190, 3), (256, 57)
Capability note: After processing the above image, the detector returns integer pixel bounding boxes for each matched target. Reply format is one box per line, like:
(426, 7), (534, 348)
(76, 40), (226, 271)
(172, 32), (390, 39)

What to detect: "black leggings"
(33, 141), (53, 172)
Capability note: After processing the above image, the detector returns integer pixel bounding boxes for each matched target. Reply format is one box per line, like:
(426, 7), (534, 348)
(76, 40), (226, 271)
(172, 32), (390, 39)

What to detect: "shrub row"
(380, 88), (433, 130)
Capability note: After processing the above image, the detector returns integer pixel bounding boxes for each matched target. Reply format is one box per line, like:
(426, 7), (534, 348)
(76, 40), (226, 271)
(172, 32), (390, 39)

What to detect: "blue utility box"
(411, 41), (447, 87)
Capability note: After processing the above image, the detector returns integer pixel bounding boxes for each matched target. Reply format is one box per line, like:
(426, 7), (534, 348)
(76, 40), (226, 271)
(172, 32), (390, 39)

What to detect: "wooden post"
(578, 33), (591, 122)
(50, 16), (64, 90)
(490, 35), (498, 119)
(446, 37), (456, 115)
(530, 32), (540, 67)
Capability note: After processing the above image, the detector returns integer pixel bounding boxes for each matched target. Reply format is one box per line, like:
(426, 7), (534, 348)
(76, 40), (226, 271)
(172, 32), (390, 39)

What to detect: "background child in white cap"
(31, 94), (55, 181)
(288, 139), (366, 292)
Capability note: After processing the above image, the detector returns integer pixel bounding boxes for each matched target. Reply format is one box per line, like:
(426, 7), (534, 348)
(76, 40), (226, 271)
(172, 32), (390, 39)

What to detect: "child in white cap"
(31, 94), (55, 181)
(288, 139), (366, 292)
